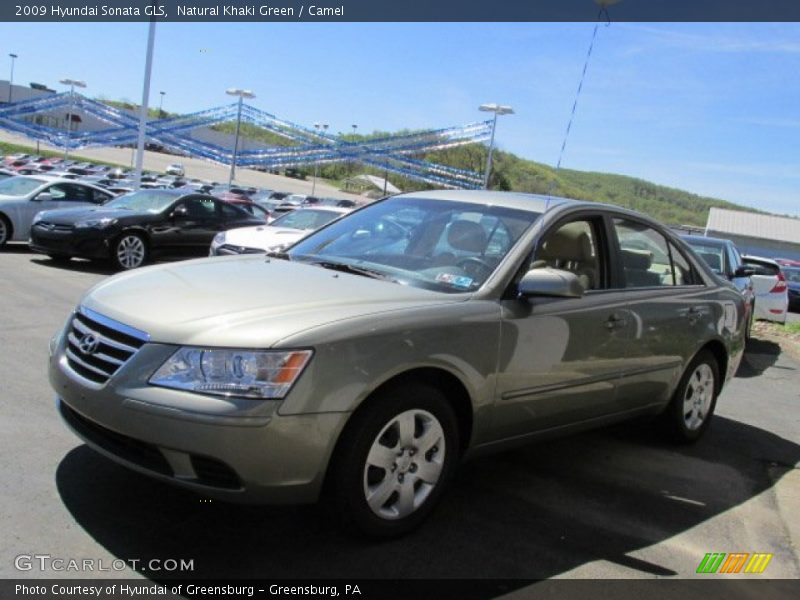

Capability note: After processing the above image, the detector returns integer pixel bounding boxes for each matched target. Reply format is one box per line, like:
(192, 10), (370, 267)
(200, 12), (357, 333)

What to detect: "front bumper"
(30, 224), (110, 259)
(50, 321), (348, 504)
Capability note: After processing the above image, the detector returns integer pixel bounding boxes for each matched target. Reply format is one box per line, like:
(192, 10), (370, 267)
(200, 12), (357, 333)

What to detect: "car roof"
(680, 234), (731, 247)
(16, 174), (109, 189)
(399, 190), (575, 213)
(116, 188), (209, 200)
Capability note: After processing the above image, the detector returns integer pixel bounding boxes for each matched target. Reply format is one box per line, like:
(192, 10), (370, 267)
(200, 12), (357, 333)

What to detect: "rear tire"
(744, 304), (754, 343)
(331, 382), (460, 538)
(659, 349), (720, 443)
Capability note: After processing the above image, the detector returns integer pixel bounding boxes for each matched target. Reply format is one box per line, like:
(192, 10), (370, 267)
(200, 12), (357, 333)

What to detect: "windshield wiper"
(265, 250), (290, 260)
(309, 260), (398, 282)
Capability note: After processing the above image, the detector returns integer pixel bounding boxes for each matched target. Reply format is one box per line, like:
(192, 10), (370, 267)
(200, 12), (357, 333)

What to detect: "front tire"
(0, 214), (11, 248)
(112, 233), (148, 270)
(660, 350), (720, 443)
(331, 382), (460, 537)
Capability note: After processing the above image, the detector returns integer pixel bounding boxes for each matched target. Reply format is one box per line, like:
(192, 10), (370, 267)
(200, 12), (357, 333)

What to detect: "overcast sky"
(2, 22), (798, 215)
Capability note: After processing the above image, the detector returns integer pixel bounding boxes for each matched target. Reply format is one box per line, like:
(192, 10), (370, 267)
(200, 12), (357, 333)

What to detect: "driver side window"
(38, 185), (66, 201)
(531, 219), (603, 291)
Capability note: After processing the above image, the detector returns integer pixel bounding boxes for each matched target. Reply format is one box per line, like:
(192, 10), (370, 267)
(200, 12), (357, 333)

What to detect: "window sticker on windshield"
(436, 273), (474, 288)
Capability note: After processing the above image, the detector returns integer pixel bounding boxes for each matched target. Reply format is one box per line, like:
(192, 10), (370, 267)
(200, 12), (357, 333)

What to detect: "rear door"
(610, 217), (711, 410)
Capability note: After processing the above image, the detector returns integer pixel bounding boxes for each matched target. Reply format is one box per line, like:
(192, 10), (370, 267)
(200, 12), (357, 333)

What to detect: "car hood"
(0, 194), (27, 202)
(36, 207), (148, 223)
(224, 224), (307, 250)
(81, 256), (463, 347)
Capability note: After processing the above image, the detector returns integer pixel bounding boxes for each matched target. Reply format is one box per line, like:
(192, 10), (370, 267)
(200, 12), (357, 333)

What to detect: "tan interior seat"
(536, 222), (598, 289)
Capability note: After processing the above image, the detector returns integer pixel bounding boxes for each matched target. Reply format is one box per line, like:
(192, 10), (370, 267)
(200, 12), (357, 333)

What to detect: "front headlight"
(75, 217), (117, 229)
(32, 212), (45, 225)
(149, 348), (312, 399)
(212, 232), (226, 246)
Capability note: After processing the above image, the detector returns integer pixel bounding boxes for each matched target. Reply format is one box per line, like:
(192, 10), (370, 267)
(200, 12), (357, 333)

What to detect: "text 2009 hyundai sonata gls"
(50, 190), (746, 536)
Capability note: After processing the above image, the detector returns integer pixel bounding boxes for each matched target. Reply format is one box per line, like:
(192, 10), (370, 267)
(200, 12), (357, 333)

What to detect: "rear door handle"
(686, 306), (703, 324)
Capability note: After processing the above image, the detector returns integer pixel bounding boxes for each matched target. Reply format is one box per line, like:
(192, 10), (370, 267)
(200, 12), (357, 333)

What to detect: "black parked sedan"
(29, 189), (265, 270)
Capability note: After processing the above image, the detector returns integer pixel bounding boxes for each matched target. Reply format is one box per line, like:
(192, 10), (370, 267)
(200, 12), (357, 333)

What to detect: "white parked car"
(165, 163), (185, 177)
(0, 176), (114, 247)
(210, 206), (351, 256)
(743, 255), (789, 324)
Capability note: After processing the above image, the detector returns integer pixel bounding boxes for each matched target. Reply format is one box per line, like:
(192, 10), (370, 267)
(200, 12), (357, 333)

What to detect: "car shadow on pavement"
(0, 243), (36, 254)
(30, 257), (117, 275)
(737, 338), (782, 378)
(55, 415), (800, 583)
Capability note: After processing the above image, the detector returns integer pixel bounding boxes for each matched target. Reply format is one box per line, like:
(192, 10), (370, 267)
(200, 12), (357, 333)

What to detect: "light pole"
(8, 54), (17, 103)
(226, 88), (255, 186)
(158, 91), (165, 116)
(349, 124), (358, 173)
(311, 122), (328, 196)
(59, 78), (87, 160)
(479, 103), (514, 189)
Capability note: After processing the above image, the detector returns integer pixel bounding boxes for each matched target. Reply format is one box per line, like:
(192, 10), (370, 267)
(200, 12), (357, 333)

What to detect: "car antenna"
(545, 0), (616, 211)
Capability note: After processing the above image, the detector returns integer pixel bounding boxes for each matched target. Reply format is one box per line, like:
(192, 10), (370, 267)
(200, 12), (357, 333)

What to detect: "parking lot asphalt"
(2, 246), (800, 585)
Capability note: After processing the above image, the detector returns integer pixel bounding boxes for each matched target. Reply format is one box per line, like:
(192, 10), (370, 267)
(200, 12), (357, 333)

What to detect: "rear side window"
(668, 242), (699, 285)
(220, 202), (248, 220)
(612, 218), (709, 288)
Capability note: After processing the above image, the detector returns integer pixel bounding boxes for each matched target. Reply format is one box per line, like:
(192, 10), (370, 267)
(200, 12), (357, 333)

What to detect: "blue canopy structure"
(0, 93), (492, 189)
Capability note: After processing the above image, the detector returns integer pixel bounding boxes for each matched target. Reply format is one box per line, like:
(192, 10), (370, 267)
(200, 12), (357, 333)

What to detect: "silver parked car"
(0, 176), (114, 247)
(50, 191), (746, 536)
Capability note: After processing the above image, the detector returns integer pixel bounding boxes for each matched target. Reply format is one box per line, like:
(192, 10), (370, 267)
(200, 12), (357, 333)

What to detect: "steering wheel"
(456, 256), (494, 279)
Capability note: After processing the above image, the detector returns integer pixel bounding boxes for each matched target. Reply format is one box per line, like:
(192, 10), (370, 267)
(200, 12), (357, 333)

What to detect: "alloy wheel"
(683, 363), (715, 431)
(116, 235), (145, 269)
(362, 409), (445, 520)
(0, 218), (8, 246)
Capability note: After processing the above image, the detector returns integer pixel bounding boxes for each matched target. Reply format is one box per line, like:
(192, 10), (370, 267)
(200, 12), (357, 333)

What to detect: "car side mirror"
(170, 205), (189, 219)
(734, 266), (755, 278)
(32, 192), (52, 203)
(518, 268), (585, 299)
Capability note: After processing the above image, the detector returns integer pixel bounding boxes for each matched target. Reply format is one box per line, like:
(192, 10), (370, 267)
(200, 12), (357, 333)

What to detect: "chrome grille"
(216, 244), (265, 256)
(65, 308), (149, 385)
(35, 222), (73, 232)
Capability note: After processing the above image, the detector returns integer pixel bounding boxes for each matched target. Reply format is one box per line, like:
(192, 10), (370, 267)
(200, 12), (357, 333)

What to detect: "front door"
(492, 215), (632, 440)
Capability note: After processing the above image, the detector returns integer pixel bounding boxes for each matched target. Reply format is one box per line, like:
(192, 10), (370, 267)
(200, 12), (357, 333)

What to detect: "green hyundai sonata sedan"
(50, 190), (746, 536)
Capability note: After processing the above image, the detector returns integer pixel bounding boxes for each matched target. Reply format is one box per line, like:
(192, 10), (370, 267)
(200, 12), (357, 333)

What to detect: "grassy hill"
(21, 100), (759, 226)
(423, 146), (758, 227)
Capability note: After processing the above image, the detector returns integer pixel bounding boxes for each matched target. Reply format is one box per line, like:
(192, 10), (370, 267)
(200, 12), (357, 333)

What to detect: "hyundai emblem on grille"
(77, 333), (101, 355)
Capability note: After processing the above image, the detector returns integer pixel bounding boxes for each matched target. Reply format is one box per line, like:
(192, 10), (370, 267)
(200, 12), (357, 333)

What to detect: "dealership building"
(705, 207), (800, 261)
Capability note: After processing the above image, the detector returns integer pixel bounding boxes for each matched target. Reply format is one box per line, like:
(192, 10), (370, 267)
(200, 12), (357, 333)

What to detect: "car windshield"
(288, 196), (541, 293)
(0, 176), (45, 196)
(272, 209), (343, 230)
(103, 191), (177, 213)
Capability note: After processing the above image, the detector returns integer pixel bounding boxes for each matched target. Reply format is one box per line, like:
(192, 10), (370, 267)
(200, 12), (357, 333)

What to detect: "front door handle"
(605, 313), (628, 330)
